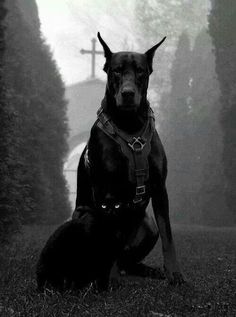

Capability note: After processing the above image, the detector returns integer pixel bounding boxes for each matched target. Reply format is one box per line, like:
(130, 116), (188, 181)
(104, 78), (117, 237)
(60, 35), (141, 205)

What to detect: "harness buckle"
(128, 137), (146, 152)
(136, 185), (146, 195)
(133, 197), (143, 204)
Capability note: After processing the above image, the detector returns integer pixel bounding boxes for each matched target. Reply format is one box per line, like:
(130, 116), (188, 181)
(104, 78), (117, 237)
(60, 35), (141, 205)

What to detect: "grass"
(0, 224), (235, 316)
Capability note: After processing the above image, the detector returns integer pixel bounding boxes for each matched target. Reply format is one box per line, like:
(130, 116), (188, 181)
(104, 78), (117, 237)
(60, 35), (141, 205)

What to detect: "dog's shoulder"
(88, 119), (120, 154)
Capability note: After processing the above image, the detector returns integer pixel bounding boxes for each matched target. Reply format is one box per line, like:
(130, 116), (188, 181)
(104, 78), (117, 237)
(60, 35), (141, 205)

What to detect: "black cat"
(36, 204), (144, 292)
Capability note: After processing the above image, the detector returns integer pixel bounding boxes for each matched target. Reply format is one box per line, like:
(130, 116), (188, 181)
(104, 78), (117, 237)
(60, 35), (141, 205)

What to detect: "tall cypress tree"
(160, 32), (193, 222)
(32, 44), (70, 223)
(3, 0), (70, 225)
(209, 0), (236, 223)
(0, 0), (21, 241)
(189, 29), (229, 225)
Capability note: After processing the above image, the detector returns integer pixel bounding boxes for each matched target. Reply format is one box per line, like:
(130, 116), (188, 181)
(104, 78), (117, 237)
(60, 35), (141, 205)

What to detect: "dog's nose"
(121, 88), (135, 99)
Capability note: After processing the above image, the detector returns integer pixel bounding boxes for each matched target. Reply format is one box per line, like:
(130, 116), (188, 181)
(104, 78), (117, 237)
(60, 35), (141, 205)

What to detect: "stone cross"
(80, 38), (103, 79)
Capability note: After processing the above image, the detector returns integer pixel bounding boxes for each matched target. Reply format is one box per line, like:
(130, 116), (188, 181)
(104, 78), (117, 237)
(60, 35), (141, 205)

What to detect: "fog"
(36, 0), (210, 85)
(1, 0), (235, 231)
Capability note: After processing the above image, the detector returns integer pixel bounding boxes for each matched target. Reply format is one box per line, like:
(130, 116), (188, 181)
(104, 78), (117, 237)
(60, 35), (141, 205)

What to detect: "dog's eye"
(113, 67), (122, 74)
(115, 204), (120, 209)
(137, 67), (144, 74)
(101, 204), (107, 209)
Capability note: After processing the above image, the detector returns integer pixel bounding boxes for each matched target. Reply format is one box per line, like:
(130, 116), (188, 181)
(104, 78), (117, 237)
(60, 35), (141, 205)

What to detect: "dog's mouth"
(116, 97), (139, 112)
(118, 104), (137, 112)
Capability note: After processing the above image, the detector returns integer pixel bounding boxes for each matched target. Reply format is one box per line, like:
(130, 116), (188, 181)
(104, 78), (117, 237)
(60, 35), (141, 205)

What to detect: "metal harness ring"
(128, 137), (146, 152)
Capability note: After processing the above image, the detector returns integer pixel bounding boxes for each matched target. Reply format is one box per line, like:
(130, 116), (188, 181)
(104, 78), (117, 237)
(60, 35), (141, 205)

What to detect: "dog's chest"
(101, 138), (128, 176)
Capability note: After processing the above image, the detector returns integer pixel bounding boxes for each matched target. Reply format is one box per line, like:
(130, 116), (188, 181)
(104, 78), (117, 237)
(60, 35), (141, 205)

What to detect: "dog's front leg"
(151, 184), (185, 285)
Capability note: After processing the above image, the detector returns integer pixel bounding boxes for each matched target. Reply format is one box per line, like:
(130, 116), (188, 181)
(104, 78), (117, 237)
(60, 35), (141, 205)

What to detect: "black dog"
(72, 33), (184, 285)
(36, 205), (144, 292)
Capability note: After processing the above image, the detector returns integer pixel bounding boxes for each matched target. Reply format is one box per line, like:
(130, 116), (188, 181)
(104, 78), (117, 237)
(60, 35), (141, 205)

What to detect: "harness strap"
(96, 106), (155, 204)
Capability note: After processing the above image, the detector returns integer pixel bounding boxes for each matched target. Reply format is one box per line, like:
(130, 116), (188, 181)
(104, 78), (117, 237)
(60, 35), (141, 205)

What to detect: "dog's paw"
(164, 266), (186, 286)
(110, 277), (122, 291)
(169, 271), (186, 286)
(118, 263), (165, 279)
(143, 266), (166, 279)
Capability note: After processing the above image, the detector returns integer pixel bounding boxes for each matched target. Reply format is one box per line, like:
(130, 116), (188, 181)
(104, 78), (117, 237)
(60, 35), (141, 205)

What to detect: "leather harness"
(96, 105), (156, 205)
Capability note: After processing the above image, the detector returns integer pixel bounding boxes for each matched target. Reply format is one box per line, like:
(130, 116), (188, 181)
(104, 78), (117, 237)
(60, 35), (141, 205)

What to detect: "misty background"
(0, 0), (236, 242)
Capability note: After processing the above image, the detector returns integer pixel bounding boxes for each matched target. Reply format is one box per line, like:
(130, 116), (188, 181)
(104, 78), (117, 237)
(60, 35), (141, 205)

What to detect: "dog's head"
(98, 32), (166, 113)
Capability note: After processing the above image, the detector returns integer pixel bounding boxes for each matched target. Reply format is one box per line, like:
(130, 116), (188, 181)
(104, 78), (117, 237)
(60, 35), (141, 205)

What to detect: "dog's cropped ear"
(145, 36), (166, 74)
(97, 32), (113, 73)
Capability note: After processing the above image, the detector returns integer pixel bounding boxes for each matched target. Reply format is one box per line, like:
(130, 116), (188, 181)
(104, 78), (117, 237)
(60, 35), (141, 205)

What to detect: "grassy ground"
(0, 224), (235, 317)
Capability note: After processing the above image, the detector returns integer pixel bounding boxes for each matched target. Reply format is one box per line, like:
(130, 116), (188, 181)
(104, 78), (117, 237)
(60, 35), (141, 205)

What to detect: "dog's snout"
(121, 88), (135, 99)
(118, 85), (138, 108)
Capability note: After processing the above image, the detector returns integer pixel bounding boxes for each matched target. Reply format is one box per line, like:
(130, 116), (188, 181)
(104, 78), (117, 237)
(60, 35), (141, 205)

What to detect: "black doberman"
(72, 32), (184, 285)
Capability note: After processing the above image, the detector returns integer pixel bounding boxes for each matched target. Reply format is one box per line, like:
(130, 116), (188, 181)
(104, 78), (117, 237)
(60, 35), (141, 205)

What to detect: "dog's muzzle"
(121, 87), (135, 104)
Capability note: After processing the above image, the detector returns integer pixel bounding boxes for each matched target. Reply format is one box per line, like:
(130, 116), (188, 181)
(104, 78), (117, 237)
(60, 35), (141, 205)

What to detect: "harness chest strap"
(96, 106), (155, 203)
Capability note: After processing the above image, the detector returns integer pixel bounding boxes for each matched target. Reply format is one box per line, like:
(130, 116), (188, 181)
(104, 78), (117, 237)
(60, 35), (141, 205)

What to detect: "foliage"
(135, 1), (210, 95)
(208, 0), (236, 222)
(188, 30), (229, 225)
(0, 0), (21, 241)
(135, 0), (209, 42)
(160, 32), (194, 223)
(0, 0), (70, 242)
(161, 29), (230, 225)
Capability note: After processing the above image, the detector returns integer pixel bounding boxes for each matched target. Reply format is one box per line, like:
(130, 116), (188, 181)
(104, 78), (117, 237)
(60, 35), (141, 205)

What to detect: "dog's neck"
(102, 91), (150, 134)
